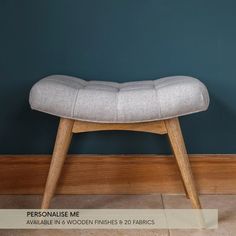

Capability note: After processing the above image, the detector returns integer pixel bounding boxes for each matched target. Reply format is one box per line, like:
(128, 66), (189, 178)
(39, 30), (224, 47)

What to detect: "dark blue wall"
(1, 0), (236, 154)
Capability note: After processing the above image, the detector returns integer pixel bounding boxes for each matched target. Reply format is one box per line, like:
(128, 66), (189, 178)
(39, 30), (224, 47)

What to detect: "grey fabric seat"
(29, 75), (209, 123)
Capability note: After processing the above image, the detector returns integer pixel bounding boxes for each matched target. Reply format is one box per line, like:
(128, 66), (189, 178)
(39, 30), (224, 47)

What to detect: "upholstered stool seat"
(29, 75), (209, 123)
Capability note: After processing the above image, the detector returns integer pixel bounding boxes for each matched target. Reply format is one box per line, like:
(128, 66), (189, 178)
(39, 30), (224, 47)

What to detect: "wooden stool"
(29, 75), (209, 209)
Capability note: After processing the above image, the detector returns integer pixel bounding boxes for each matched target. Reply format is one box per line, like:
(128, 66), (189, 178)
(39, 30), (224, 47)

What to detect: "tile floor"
(0, 194), (235, 236)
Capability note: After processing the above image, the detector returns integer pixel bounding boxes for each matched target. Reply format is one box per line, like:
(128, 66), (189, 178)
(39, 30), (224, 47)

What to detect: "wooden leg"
(174, 154), (190, 199)
(180, 175), (190, 199)
(165, 118), (201, 209)
(168, 138), (190, 199)
(41, 118), (74, 209)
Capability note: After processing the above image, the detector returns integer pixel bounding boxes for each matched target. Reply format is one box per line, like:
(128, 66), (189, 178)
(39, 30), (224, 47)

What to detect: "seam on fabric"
(201, 84), (210, 107)
(45, 75), (87, 84)
(31, 105), (208, 123)
(45, 78), (85, 89)
(153, 82), (162, 118)
(155, 78), (190, 90)
(116, 90), (120, 122)
(71, 87), (83, 118)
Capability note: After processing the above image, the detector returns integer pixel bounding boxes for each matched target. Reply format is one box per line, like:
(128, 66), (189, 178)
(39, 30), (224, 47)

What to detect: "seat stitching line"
(71, 86), (83, 118)
(153, 81), (162, 118)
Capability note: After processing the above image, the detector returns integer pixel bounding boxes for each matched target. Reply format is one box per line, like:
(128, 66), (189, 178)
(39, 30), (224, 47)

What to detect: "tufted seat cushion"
(29, 75), (209, 123)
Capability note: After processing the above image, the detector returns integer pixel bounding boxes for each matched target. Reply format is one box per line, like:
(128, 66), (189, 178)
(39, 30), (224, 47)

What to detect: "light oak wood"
(38, 117), (200, 209)
(165, 118), (201, 209)
(41, 118), (74, 209)
(73, 120), (191, 198)
(0, 154), (236, 194)
(72, 120), (167, 135)
(168, 140), (190, 199)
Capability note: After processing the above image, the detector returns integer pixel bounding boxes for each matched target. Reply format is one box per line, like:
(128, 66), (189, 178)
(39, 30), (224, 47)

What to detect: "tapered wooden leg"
(165, 118), (201, 209)
(168, 138), (190, 199)
(180, 175), (190, 199)
(41, 118), (74, 209)
(173, 154), (190, 199)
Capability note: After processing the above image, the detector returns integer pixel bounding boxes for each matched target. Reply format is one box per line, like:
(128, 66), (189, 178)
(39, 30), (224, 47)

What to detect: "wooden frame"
(41, 117), (201, 209)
